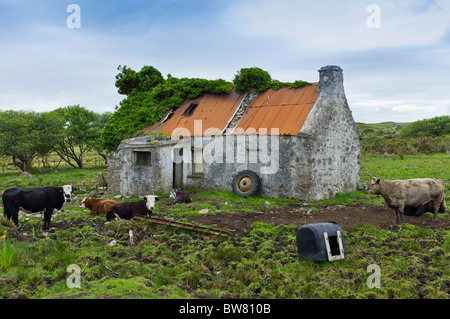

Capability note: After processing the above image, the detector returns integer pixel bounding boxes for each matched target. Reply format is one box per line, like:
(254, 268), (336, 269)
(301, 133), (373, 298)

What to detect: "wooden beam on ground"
(133, 215), (231, 238)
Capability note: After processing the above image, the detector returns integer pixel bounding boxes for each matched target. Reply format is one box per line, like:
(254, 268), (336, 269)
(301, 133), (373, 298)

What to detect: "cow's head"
(106, 211), (120, 221)
(144, 195), (159, 211)
(78, 196), (88, 208)
(170, 189), (178, 199)
(62, 185), (73, 202)
(365, 177), (381, 195)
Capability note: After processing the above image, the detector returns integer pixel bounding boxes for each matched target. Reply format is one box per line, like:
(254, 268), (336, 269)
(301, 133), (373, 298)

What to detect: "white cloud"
(0, 23), (153, 113)
(348, 93), (450, 123)
(225, 0), (450, 50)
(0, 0), (449, 125)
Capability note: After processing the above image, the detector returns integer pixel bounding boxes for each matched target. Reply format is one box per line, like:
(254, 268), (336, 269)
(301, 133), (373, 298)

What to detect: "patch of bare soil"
(185, 203), (450, 234)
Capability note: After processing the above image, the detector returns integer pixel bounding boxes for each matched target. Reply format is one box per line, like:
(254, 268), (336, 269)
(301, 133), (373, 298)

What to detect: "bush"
(359, 119), (450, 155)
(233, 67), (272, 94)
(115, 65), (165, 96)
(400, 116), (450, 138)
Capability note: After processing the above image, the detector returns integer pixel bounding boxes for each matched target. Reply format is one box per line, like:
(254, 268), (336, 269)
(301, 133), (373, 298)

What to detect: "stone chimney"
(317, 65), (344, 93)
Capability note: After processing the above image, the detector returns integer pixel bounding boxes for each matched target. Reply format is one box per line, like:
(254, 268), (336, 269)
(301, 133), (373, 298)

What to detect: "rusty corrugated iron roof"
(143, 83), (319, 137)
(234, 83), (319, 135)
(142, 91), (244, 136)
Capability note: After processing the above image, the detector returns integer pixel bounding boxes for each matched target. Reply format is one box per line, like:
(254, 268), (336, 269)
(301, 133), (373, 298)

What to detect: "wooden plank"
(133, 215), (231, 237)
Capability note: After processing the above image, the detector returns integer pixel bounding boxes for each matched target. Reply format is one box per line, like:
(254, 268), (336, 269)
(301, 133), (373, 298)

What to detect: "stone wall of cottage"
(297, 65), (361, 201)
(107, 136), (177, 196)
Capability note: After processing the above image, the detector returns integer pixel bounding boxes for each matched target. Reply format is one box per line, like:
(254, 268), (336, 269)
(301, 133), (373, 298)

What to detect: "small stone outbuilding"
(108, 65), (361, 202)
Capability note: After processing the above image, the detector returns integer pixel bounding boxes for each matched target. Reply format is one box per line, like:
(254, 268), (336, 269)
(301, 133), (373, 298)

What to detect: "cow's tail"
(2, 197), (9, 219)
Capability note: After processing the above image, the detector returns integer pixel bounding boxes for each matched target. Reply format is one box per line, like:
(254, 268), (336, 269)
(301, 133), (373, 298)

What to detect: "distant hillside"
(356, 122), (410, 137)
(357, 116), (449, 138)
(356, 119), (449, 155)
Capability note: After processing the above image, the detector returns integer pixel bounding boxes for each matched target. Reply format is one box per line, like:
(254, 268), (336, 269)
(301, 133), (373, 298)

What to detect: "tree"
(91, 112), (112, 162)
(52, 105), (100, 168)
(0, 110), (64, 171)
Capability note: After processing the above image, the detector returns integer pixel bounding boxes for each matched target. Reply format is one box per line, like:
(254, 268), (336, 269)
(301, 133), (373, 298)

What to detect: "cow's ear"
(376, 179), (381, 184)
(155, 196), (159, 201)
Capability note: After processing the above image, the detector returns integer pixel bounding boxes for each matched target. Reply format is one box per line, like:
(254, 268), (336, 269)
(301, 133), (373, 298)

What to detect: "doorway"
(173, 148), (183, 189)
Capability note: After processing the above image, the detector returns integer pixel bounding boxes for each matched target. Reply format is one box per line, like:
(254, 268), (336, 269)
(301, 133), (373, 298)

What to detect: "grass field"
(0, 153), (449, 299)
(0, 149), (106, 176)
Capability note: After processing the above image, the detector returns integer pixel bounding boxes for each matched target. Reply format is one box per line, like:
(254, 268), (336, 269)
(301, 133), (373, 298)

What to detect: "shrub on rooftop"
(233, 67), (272, 94)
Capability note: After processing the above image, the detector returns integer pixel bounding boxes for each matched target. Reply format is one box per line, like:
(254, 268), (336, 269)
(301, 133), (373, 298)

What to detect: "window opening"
(161, 110), (174, 123)
(192, 148), (203, 174)
(133, 151), (152, 166)
(183, 102), (199, 116)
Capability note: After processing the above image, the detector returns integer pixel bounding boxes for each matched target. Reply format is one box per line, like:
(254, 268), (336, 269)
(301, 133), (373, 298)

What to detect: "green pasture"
(0, 153), (449, 299)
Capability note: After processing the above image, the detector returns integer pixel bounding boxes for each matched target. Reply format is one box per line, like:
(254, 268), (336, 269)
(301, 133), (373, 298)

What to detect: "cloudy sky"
(0, 0), (449, 123)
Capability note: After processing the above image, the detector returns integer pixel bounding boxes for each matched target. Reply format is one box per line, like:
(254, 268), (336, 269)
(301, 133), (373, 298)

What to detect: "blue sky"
(0, 0), (449, 123)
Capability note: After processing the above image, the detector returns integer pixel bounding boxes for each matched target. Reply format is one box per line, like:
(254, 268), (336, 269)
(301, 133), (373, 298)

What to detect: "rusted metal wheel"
(232, 170), (261, 198)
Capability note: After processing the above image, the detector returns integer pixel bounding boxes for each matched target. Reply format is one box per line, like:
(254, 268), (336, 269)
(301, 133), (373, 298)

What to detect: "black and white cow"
(170, 189), (191, 204)
(2, 185), (73, 230)
(106, 195), (159, 221)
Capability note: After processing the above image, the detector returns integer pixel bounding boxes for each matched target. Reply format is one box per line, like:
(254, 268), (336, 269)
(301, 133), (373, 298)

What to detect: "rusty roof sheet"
(143, 83), (319, 137)
(142, 91), (244, 136)
(234, 83), (319, 135)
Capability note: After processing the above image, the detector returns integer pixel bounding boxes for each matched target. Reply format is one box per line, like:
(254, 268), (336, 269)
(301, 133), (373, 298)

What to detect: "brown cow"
(365, 177), (445, 224)
(79, 196), (119, 217)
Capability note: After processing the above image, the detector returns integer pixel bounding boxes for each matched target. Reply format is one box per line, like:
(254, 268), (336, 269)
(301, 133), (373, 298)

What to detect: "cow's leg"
(394, 208), (400, 224)
(4, 203), (19, 226)
(10, 207), (19, 227)
(396, 201), (406, 224)
(43, 207), (54, 231)
(395, 206), (405, 224)
(433, 201), (439, 223)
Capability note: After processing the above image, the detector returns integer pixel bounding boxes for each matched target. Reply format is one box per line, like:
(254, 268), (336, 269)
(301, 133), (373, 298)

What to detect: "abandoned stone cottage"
(108, 65), (361, 202)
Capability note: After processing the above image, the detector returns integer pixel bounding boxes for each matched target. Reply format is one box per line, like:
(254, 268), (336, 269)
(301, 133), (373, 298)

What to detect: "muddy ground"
(184, 203), (450, 234)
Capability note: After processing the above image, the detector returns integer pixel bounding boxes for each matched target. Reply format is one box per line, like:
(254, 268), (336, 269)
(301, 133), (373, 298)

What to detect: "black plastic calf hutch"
(296, 222), (346, 262)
